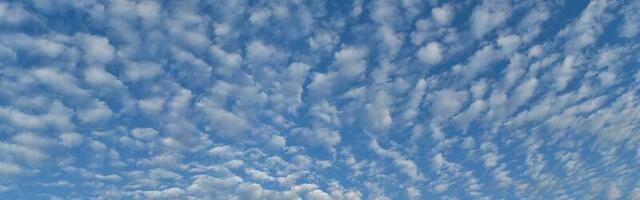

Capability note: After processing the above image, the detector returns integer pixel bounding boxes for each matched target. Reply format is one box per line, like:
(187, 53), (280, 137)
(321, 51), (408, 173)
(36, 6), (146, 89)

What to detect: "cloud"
(59, 132), (83, 147)
(11, 132), (55, 148)
(123, 61), (163, 81)
(141, 187), (185, 199)
(267, 135), (286, 149)
(620, 1), (640, 38)
(209, 45), (242, 77)
(0, 162), (22, 177)
(362, 91), (393, 133)
(245, 168), (274, 182)
(430, 89), (468, 121)
(552, 55), (576, 91)
(137, 97), (165, 113)
(1, 0), (639, 199)
(605, 184), (622, 200)
(130, 128), (158, 141)
(292, 127), (341, 148)
(470, 0), (511, 38)
(417, 42), (443, 65)
(334, 46), (368, 80)
(30, 68), (88, 97)
(431, 153), (446, 170)
(247, 40), (277, 62)
(78, 100), (113, 123)
(249, 9), (272, 26)
(432, 5), (454, 25)
(83, 67), (124, 89)
(0, 141), (47, 164)
(482, 152), (499, 168)
(369, 139), (423, 181)
(80, 34), (115, 65)
(136, 0), (162, 21)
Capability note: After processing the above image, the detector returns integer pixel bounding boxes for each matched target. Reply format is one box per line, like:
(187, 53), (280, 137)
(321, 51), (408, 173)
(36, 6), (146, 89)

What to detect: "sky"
(0, 0), (639, 199)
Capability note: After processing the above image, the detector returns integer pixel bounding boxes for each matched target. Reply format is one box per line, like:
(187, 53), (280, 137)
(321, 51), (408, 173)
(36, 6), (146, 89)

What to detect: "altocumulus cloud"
(1, 0), (640, 199)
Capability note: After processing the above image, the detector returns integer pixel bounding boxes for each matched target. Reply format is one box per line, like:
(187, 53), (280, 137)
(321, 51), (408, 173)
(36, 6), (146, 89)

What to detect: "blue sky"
(1, 0), (639, 199)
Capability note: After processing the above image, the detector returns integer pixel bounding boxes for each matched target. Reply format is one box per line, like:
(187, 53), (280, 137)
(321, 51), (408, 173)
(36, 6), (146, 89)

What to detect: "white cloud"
(630, 187), (640, 200)
(207, 145), (242, 159)
(377, 25), (403, 56)
(432, 5), (454, 25)
(0, 107), (46, 129)
(432, 153), (446, 169)
(209, 45), (242, 77)
(0, 141), (47, 164)
(249, 9), (272, 26)
(136, 0), (161, 21)
(461, 137), (475, 149)
(557, 0), (615, 51)
(606, 184), (622, 200)
(1, 1), (638, 199)
(279, 62), (311, 114)
(470, 0), (511, 38)
(84, 67), (124, 89)
(200, 106), (249, 137)
(0, 3), (34, 25)
(292, 127), (341, 148)
(307, 189), (332, 200)
(11, 132), (54, 148)
(417, 42), (443, 65)
(124, 61), (163, 81)
(149, 168), (182, 180)
(308, 30), (338, 52)
(81, 34), (115, 64)
(482, 152), (499, 168)
(494, 168), (512, 187)
(247, 40), (276, 62)
(310, 101), (341, 127)
(430, 89), (468, 121)
(31, 68), (87, 97)
(497, 34), (521, 54)
(509, 78), (538, 111)
(434, 183), (449, 193)
(553, 55), (576, 91)
(307, 72), (335, 97)
(334, 46), (368, 79)
(267, 135), (286, 149)
(402, 78), (427, 122)
(453, 99), (487, 129)
(59, 132), (83, 147)
(142, 187), (185, 199)
(459, 44), (501, 80)
(138, 97), (165, 113)
(0, 162), (21, 176)
(620, 1), (640, 38)
(363, 91), (393, 133)
(78, 100), (113, 123)
(235, 183), (264, 200)
(245, 168), (274, 182)
(517, 4), (550, 43)
(369, 139), (423, 181)
(131, 128), (158, 141)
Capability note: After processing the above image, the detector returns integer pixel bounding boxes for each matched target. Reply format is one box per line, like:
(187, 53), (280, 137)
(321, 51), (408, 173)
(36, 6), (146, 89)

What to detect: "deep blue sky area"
(1, 0), (640, 199)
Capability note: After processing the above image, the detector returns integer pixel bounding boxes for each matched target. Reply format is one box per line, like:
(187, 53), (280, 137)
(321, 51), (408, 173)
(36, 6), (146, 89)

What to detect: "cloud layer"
(1, 0), (639, 199)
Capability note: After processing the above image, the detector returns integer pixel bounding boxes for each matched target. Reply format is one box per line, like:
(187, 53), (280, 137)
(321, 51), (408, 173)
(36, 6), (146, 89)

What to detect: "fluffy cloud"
(58, 132), (83, 147)
(470, 0), (511, 38)
(77, 100), (113, 123)
(0, 162), (22, 177)
(1, 1), (637, 199)
(417, 42), (443, 65)
(432, 5), (454, 26)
